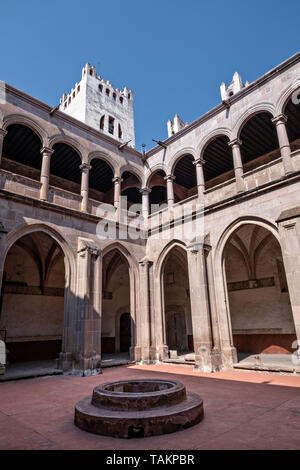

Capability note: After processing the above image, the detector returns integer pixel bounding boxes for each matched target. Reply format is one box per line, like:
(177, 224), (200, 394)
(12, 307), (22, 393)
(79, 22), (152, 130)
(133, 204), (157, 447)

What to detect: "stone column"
(228, 139), (245, 193)
(140, 187), (151, 220)
(193, 159), (206, 202)
(138, 258), (156, 363)
(164, 175), (176, 207)
(187, 242), (215, 372)
(0, 129), (7, 166)
(80, 163), (91, 212)
(272, 114), (294, 175)
(113, 176), (123, 220)
(39, 147), (54, 201)
(277, 214), (300, 355)
(75, 238), (102, 376)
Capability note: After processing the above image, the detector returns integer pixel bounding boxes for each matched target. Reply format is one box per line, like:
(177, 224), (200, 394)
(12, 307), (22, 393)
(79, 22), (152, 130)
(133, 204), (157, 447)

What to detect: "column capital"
(193, 158), (206, 166)
(0, 129), (7, 138)
(139, 257), (153, 267)
(78, 241), (101, 259)
(228, 139), (242, 148)
(271, 114), (288, 125)
(40, 147), (54, 156)
(164, 174), (176, 182)
(187, 241), (204, 254)
(80, 163), (92, 171)
(140, 186), (152, 194)
(112, 176), (123, 184)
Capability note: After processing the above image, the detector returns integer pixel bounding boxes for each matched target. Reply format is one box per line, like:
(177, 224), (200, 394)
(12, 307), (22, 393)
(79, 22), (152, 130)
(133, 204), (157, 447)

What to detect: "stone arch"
(119, 164), (143, 185)
(101, 242), (139, 357)
(49, 135), (84, 162)
(197, 128), (232, 159)
(2, 114), (48, 147)
(155, 240), (192, 355)
(232, 103), (276, 140)
(275, 79), (300, 116)
(168, 148), (197, 176)
(144, 163), (168, 188)
(0, 223), (76, 362)
(214, 216), (295, 363)
(88, 151), (117, 175)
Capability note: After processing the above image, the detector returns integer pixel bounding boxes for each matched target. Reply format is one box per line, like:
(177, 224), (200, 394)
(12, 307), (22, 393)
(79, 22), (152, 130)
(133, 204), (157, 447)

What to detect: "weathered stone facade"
(0, 52), (300, 376)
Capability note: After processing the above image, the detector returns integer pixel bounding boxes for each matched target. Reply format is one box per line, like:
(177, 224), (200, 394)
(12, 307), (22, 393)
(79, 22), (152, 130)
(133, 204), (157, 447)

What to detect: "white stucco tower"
(59, 63), (135, 147)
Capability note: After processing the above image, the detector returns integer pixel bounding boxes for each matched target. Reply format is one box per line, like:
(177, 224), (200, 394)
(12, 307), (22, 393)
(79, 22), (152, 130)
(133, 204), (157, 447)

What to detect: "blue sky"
(1, 0), (299, 150)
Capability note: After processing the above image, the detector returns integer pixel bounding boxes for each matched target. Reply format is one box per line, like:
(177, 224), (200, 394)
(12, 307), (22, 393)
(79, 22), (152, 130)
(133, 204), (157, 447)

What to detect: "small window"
(100, 115), (105, 130)
(90, 69), (93, 76)
(128, 93), (131, 100)
(118, 124), (123, 139)
(108, 116), (115, 135)
(99, 84), (103, 92)
(64, 102), (67, 109)
(113, 92), (116, 101)
(73, 92), (75, 98)
(68, 97), (71, 104)
(120, 96), (123, 104)
(106, 88), (110, 96)
(77, 85), (80, 92)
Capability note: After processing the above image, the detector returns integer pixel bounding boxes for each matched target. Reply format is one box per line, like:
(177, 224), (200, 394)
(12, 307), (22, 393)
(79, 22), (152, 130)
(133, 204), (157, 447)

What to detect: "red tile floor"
(1, 363), (300, 450)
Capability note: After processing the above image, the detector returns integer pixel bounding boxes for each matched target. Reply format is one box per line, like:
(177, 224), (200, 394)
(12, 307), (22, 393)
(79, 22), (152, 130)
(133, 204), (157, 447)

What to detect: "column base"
(140, 346), (157, 364)
(72, 355), (102, 377)
(156, 344), (169, 361)
(194, 346), (222, 373)
(58, 352), (73, 372)
(220, 345), (238, 370)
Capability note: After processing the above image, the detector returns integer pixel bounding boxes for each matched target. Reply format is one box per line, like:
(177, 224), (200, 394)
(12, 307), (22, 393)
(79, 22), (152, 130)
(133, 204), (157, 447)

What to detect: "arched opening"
(284, 92), (300, 153)
(162, 246), (194, 358)
(100, 115), (105, 130)
(89, 158), (114, 204)
(148, 170), (167, 208)
(173, 155), (197, 203)
(202, 135), (234, 190)
(102, 249), (133, 363)
(2, 124), (42, 181)
(50, 143), (81, 194)
(224, 223), (296, 365)
(239, 112), (280, 172)
(121, 171), (141, 212)
(0, 231), (65, 371)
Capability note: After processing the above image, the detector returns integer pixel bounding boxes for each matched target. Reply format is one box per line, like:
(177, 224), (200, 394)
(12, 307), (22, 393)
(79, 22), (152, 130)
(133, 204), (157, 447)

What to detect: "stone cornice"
(146, 51), (300, 158)
(4, 83), (143, 161)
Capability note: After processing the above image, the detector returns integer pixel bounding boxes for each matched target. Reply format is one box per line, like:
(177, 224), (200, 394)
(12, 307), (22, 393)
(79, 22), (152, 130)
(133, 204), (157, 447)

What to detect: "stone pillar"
(39, 147), (54, 201)
(193, 159), (206, 202)
(140, 187), (151, 220)
(75, 238), (102, 376)
(113, 176), (123, 220)
(0, 129), (7, 166)
(187, 242), (216, 372)
(272, 114), (294, 175)
(164, 175), (176, 207)
(277, 214), (300, 355)
(80, 163), (91, 212)
(138, 258), (156, 363)
(228, 139), (245, 193)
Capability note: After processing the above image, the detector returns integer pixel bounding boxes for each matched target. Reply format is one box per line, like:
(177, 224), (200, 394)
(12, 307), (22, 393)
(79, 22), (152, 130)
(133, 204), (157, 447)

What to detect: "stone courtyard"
(0, 364), (300, 450)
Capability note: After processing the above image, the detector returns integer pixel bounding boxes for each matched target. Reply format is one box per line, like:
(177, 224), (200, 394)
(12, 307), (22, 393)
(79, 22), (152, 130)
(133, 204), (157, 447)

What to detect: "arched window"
(148, 170), (167, 207)
(121, 171), (141, 210)
(100, 115), (105, 130)
(118, 124), (123, 139)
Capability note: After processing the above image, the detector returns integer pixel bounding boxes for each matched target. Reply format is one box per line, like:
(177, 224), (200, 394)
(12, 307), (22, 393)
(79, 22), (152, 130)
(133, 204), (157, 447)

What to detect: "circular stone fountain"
(75, 379), (204, 438)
